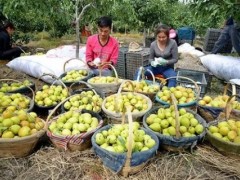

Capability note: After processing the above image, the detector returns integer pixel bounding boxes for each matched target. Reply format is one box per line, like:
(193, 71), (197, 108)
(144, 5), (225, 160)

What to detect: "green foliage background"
(0, 0), (239, 38)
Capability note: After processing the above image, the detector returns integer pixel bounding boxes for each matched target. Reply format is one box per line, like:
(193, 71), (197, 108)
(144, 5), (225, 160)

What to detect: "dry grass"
(1, 144), (240, 180)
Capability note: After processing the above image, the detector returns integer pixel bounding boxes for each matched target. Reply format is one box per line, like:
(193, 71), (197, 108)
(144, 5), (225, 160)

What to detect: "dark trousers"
(212, 24), (240, 55)
(0, 47), (22, 60)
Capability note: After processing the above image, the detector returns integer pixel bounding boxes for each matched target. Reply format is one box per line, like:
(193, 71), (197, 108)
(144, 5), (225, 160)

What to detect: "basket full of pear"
(34, 74), (69, 110)
(155, 76), (200, 108)
(102, 80), (152, 122)
(87, 63), (122, 97)
(91, 108), (159, 177)
(143, 94), (207, 151)
(0, 109), (45, 158)
(59, 58), (93, 87)
(122, 68), (160, 100)
(46, 95), (104, 151)
(61, 89), (103, 113)
(206, 95), (240, 155)
(0, 79), (35, 95)
(197, 83), (240, 122)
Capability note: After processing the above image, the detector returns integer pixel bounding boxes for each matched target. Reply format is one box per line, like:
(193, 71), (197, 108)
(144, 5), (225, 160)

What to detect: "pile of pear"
(156, 86), (196, 104)
(146, 106), (204, 137)
(122, 80), (159, 94)
(199, 95), (240, 110)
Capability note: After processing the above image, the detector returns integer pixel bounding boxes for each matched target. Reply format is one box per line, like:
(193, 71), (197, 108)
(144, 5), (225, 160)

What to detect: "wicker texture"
(0, 119), (46, 158)
(91, 109), (159, 176)
(207, 96), (240, 156)
(46, 96), (104, 151)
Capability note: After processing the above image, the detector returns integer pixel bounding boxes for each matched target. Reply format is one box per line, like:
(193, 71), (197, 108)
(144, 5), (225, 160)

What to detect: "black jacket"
(0, 29), (11, 56)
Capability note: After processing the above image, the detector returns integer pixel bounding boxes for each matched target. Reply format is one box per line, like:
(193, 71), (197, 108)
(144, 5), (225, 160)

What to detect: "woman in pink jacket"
(85, 16), (119, 76)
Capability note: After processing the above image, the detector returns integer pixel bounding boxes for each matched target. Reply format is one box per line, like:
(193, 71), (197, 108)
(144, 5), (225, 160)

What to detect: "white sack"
(178, 43), (204, 57)
(46, 45), (86, 60)
(7, 55), (88, 84)
(200, 54), (240, 81)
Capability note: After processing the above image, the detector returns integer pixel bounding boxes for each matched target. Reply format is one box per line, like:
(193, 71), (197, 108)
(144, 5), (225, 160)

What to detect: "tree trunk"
(143, 28), (146, 47)
(75, 1), (80, 59)
(75, 2), (92, 59)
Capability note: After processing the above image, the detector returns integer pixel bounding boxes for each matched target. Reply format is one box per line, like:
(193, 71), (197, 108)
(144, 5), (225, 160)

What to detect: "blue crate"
(178, 27), (195, 40)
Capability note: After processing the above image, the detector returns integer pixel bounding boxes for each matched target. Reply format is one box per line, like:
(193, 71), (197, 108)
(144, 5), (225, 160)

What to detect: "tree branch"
(77, 3), (92, 20)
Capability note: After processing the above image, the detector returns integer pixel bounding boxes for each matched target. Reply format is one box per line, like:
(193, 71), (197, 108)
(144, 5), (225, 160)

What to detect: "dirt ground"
(0, 53), (239, 180)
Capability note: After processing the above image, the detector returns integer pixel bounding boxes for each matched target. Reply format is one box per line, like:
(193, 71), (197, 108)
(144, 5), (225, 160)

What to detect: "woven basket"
(0, 79), (35, 113)
(155, 76), (200, 108)
(122, 67), (160, 101)
(143, 94), (207, 152)
(0, 118), (46, 158)
(206, 95), (240, 156)
(102, 80), (153, 122)
(0, 78), (35, 96)
(197, 83), (236, 122)
(46, 95), (104, 151)
(91, 109), (159, 177)
(87, 63), (122, 97)
(34, 73), (69, 111)
(59, 58), (93, 87)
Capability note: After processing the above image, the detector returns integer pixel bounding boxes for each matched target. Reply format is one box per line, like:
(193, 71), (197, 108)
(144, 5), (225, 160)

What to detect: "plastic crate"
(203, 28), (232, 53)
(125, 48), (150, 80)
(227, 83), (240, 101)
(115, 47), (128, 79)
(176, 69), (207, 97)
(178, 27), (195, 40)
(145, 36), (155, 48)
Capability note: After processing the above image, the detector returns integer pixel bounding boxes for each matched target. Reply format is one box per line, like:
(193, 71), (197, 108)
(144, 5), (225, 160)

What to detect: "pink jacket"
(86, 34), (119, 66)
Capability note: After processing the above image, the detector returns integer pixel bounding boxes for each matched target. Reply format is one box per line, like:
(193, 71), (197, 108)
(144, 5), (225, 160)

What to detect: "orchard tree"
(190, 0), (240, 34)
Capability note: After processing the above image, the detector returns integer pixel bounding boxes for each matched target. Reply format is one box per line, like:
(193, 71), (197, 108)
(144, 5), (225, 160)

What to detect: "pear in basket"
(0, 110), (45, 138)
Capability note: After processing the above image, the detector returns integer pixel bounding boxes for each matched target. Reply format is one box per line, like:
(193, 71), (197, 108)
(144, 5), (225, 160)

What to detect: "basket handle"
(45, 94), (80, 130)
(170, 93), (181, 138)
(161, 76), (200, 100)
(35, 73), (58, 92)
(136, 67), (156, 84)
(69, 81), (94, 92)
(99, 63), (119, 81)
(122, 108), (133, 177)
(223, 83), (236, 96)
(63, 58), (88, 73)
(223, 94), (240, 120)
(0, 78), (35, 102)
(36, 73), (69, 95)
(117, 80), (135, 94)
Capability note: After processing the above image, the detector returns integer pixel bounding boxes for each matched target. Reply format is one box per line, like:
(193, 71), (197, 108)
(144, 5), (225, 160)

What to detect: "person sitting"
(85, 16), (119, 76)
(0, 21), (23, 60)
(134, 24), (178, 87)
(211, 16), (240, 56)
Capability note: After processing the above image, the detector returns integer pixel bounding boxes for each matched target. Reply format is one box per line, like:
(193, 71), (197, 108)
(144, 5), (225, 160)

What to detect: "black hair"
(155, 24), (170, 38)
(97, 16), (112, 29)
(3, 21), (15, 30)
